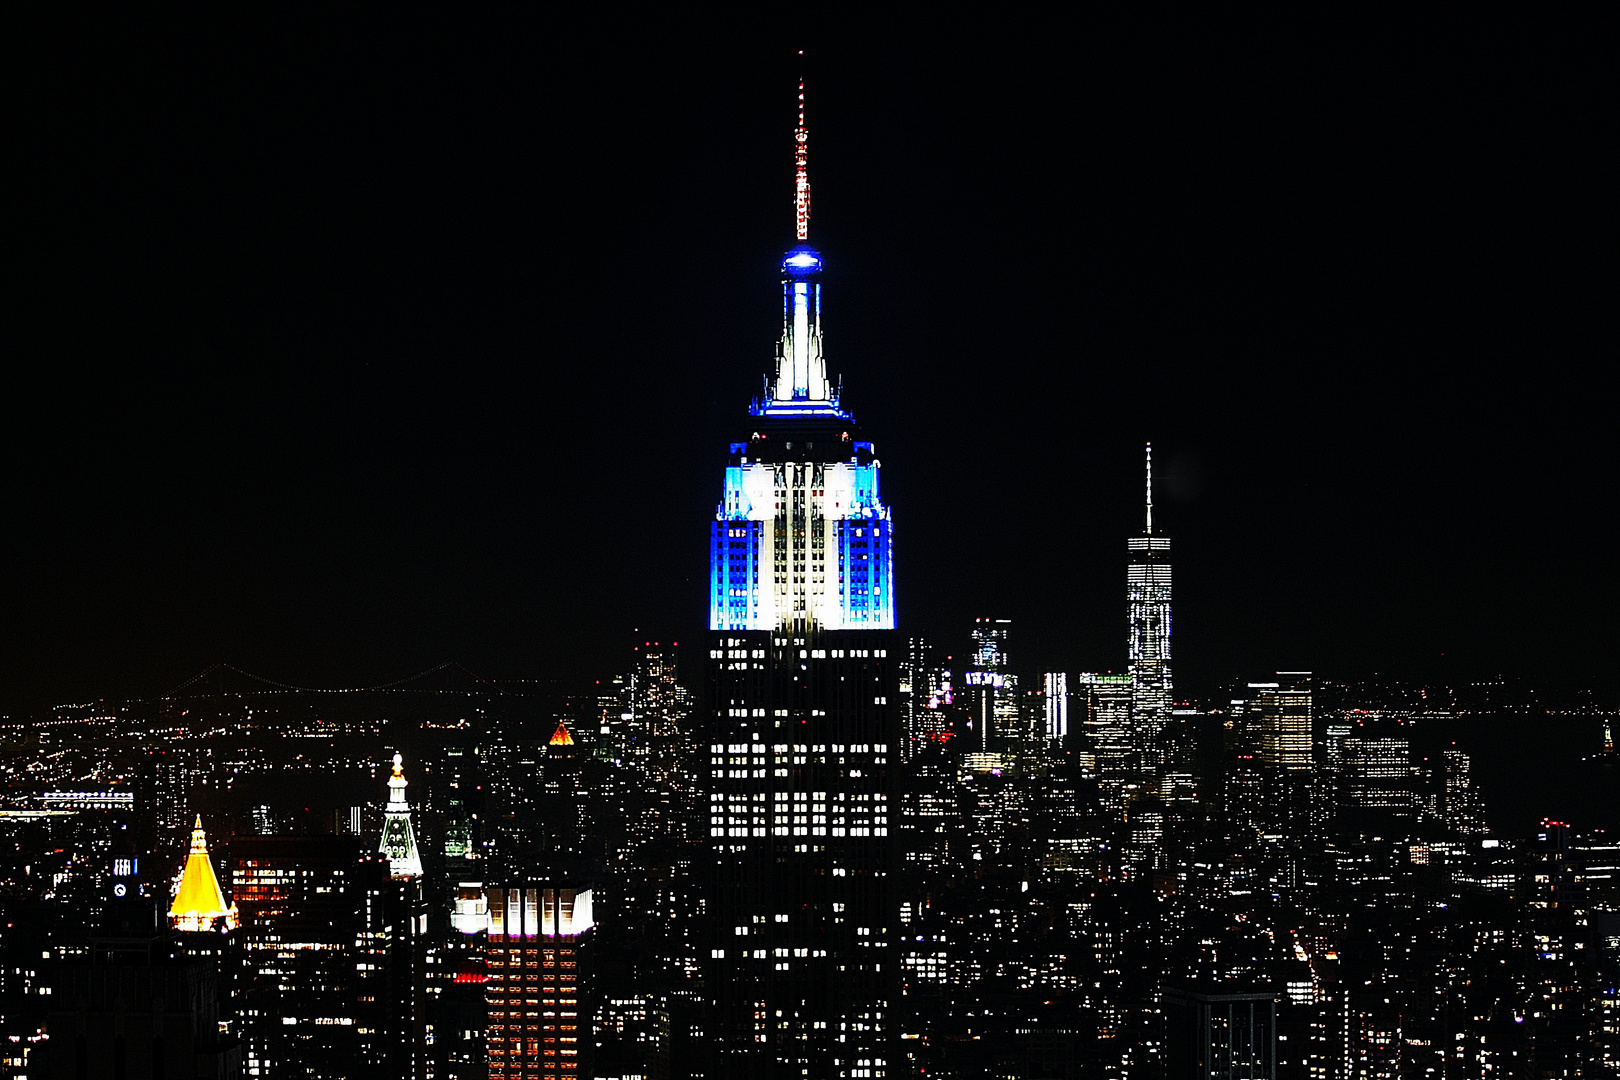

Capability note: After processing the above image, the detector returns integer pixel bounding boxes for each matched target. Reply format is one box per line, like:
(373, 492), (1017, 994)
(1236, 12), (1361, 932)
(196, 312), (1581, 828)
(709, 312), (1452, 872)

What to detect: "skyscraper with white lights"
(380, 752), (424, 879)
(706, 79), (896, 1079)
(1127, 444), (1172, 758)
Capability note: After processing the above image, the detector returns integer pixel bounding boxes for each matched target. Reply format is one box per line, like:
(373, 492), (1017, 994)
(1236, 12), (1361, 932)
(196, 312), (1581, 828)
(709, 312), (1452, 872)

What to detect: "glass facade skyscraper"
(705, 82), (896, 1079)
(1127, 443), (1172, 755)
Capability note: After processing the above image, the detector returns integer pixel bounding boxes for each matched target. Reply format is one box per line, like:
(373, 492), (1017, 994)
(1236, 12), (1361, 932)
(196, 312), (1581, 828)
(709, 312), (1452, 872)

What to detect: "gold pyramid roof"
(548, 720), (575, 747)
(170, 815), (238, 932)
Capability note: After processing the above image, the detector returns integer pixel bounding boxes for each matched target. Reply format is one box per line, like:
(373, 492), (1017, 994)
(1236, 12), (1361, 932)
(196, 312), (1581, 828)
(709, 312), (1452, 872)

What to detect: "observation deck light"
(783, 246), (823, 274)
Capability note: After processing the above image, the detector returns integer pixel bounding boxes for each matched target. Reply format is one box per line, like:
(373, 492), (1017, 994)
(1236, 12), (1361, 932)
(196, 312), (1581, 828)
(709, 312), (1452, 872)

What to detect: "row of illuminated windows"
(713, 743), (888, 754)
(487, 1004), (578, 1014)
(714, 761), (887, 777)
(712, 792), (886, 803)
(713, 827), (888, 838)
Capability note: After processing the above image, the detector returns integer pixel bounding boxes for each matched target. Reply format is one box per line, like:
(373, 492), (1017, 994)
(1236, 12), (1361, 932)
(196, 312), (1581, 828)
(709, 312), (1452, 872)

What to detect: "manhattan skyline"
(4, 18), (1618, 1077)
(8, 17), (1612, 717)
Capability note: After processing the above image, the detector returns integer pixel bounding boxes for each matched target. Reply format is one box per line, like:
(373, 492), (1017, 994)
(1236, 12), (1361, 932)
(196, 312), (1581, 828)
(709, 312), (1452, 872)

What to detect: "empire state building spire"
(772, 74), (833, 407)
(794, 71), (810, 243)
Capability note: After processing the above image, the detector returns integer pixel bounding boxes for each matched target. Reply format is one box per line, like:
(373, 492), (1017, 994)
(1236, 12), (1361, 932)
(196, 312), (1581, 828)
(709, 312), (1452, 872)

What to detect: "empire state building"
(705, 80), (897, 1078)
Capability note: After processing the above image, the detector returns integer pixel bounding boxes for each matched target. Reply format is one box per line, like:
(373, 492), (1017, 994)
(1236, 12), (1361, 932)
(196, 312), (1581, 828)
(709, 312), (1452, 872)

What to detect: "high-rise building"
(1077, 672), (1133, 808)
(1127, 444), (1172, 755)
(705, 78), (897, 1079)
(1342, 730), (1416, 820)
(962, 618), (1021, 749)
(45, 923), (239, 1080)
(629, 641), (688, 739)
(484, 882), (595, 1080)
(1253, 673), (1313, 771)
(1044, 672), (1069, 743)
(381, 752), (425, 879)
(1440, 747), (1488, 836)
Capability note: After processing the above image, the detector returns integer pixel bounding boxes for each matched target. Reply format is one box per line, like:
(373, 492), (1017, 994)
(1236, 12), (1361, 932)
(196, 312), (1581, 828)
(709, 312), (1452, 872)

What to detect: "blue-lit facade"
(708, 245), (895, 633)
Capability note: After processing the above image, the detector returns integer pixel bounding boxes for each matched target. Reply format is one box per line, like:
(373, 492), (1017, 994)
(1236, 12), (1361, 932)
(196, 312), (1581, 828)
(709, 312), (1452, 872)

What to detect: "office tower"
(484, 883), (595, 1080)
(1342, 730), (1416, 820)
(1044, 672), (1069, 743)
(435, 872), (493, 1079)
(898, 636), (928, 754)
(962, 618), (1021, 749)
(1127, 444), (1172, 755)
(1162, 987), (1277, 1079)
(1253, 673), (1313, 771)
(629, 641), (689, 740)
(1440, 748), (1487, 836)
(224, 835), (415, 1077)
(147, 748), (208, 850)
(377, 755), (431, 1074)
(381, 752), (425, 879)
(441, 741), (482, 863)
(898, 635), (953, 758)
(166, 818), (245, 1063)
(1077, 672), (1133, 809)
(706, 79), (897, 1078)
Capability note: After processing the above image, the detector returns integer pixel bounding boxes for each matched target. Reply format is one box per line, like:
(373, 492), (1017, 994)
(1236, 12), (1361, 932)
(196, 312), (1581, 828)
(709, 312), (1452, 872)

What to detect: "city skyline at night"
(4, 14), (1617, 1079)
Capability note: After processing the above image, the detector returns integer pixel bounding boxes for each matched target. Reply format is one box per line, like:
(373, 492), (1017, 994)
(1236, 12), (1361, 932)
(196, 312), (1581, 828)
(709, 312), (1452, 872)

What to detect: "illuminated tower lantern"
(169, 815), (239, 932)
(381, 752), (424, 879)
(1127, 444), (1172, 759)
(706, 73), (897, 1079)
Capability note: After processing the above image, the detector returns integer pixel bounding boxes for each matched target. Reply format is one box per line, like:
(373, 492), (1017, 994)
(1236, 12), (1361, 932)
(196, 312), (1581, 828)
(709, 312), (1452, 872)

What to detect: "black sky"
(6, 13), (1614, 715)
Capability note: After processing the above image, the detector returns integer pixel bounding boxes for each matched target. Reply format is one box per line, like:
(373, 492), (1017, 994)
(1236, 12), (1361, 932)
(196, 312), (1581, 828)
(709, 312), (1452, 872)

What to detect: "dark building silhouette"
(44, 898), (239, 1080)
(1163, 986), (1277, 1079)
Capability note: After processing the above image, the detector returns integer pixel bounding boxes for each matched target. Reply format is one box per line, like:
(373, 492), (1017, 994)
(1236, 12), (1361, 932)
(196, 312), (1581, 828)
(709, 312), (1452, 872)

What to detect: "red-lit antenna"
(795, 54), (810, 241)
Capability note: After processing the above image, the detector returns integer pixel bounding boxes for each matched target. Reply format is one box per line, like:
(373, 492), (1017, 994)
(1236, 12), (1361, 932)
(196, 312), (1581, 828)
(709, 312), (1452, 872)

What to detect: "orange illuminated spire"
(170, 815), (238, 932)
(549, 720), (575, 747)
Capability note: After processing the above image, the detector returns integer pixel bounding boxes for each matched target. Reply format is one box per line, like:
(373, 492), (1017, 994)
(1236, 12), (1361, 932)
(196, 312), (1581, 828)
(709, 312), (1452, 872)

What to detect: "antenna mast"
(1145, 442), (1154, 534)
(795, 55), (810, 241)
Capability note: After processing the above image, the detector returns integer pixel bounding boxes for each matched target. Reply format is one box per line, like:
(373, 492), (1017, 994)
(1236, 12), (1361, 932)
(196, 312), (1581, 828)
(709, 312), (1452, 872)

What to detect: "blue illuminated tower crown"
(756, 243), (840, 417)
(708, 78), (894, 633)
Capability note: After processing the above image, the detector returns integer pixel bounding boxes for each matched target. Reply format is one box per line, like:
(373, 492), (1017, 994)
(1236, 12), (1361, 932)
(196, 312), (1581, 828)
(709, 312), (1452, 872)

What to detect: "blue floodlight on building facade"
(707, 243), (893, 632)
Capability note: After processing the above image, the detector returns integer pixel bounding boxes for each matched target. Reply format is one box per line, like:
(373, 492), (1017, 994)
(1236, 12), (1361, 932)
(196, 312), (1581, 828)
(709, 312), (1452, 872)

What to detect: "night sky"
(7, 14), (1613, 716)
